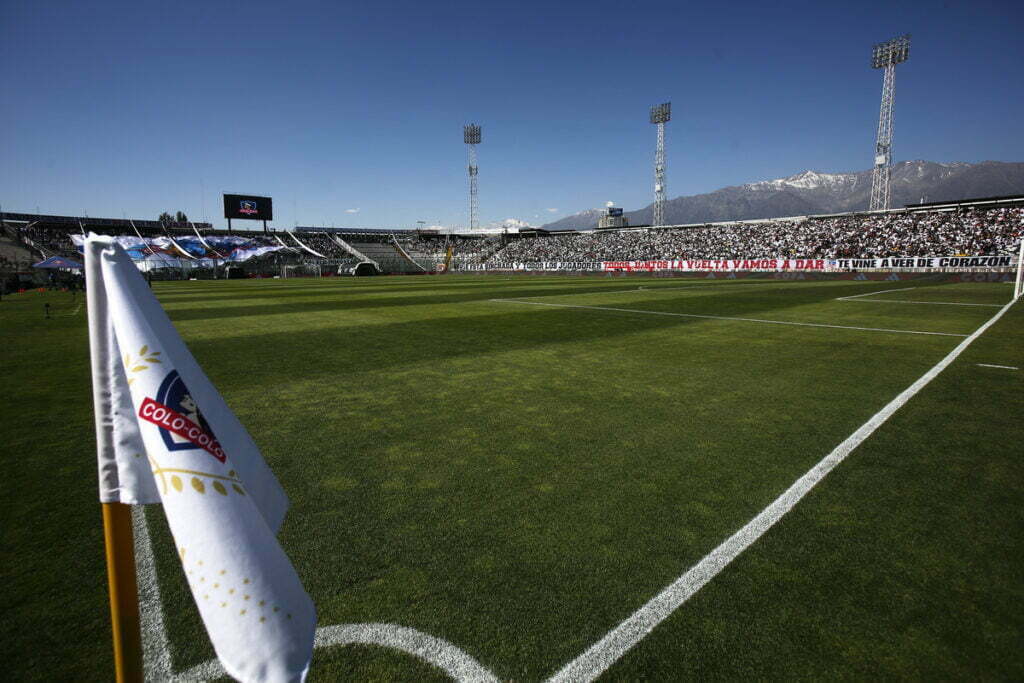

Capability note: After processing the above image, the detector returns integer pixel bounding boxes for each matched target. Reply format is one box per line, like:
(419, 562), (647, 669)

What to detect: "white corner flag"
(85, 235), (316, 682)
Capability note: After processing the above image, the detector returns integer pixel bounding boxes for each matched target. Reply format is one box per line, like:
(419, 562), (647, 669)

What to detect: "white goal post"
(281, 264), (322, 279)
(1015, 240), (1024, 300)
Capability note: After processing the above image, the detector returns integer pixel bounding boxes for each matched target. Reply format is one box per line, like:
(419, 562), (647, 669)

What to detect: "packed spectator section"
(490, 207), (1023, 265)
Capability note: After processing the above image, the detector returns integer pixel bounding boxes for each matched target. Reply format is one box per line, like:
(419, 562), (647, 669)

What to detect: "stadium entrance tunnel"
(353, 262), (379, 276)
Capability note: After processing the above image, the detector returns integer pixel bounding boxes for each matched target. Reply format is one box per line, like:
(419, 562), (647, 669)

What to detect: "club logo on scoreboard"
(239, 200), (259, 216)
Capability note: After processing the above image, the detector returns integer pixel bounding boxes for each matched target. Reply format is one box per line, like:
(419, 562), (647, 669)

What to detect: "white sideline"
(976, 363), (1018, 370)
(490, 299), (967, 338)
(546, 296), (1019, 683)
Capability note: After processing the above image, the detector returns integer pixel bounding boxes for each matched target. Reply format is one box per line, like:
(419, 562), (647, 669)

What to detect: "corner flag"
(85, 235), (316, 682)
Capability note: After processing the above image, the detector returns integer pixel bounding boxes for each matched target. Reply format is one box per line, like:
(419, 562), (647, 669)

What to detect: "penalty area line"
(836, 286), (918, 300)
(836, 286), (1002, 307)
(489, 298), (967, 338)
(546, 296), (1019, 683)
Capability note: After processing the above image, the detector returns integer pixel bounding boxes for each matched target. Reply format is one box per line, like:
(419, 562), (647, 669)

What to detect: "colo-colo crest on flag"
(141, 370), (226, 461)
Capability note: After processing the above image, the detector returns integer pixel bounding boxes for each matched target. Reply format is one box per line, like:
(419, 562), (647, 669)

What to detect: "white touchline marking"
(175, 624), (499, 682)
(133, 506), (174, 681)
(490, 299), (967, 338)
(976, 363), (1019, 370)
(546, 297), (1019, 683)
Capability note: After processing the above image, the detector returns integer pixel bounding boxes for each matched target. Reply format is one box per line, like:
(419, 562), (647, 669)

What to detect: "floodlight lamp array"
(871, 34), (910, 69)
(649, 102), (671, 124)
(463, 124), (482, 144)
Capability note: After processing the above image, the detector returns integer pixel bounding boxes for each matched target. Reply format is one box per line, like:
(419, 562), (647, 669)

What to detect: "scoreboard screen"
(608, 207), (623, 217)
(223, 194), (273, 221)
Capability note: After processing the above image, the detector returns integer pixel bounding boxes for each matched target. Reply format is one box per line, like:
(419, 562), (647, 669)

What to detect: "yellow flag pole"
(86, 238), (144, 681)
(102, 503), (144, 682)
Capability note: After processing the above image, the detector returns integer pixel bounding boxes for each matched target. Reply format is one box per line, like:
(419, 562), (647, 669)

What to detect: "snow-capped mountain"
(541, 161), (1024, 230)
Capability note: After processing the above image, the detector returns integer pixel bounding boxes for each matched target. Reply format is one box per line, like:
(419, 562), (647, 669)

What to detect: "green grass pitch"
(2, 275), (1022, 680)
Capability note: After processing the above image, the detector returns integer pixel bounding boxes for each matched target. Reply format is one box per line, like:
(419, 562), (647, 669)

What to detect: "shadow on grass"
(160, 280), (876, 324)
(179, 288), (917, 383)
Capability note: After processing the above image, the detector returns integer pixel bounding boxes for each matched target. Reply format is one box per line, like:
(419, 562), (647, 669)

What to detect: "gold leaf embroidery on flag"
(149, 457), (247, 497)
(123, 347), (161, 386)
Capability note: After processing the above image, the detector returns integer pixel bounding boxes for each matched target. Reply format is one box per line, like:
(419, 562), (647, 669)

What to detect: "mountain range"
(541, 161), (1024, 231)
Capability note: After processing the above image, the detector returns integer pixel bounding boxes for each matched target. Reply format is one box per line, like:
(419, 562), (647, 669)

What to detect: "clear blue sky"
(2, 0), (1022, 230)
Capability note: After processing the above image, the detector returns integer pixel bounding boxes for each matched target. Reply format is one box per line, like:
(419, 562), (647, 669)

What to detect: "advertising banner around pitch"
(86, 235), (315, 682)
(828, 255), (1014, 270)
(602, 259), (827, 272)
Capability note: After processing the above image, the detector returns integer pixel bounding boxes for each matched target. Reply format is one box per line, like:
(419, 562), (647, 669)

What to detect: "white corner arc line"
(490, 299), (967, 338)
(976, 363), (1019, 370)
(135, 511), (497, 682)
(133, 506), (174, 680)
(175, 623), (498, 682)
(545, 296), (1018, 683)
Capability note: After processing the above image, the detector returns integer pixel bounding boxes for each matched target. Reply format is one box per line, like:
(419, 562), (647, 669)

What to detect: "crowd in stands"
(290, 232), (353, 258)
(13, 223), (78, 257)
(400, 235), (504, 263)
(333, 232), (398, 245)
(489, 208), (1023, 263)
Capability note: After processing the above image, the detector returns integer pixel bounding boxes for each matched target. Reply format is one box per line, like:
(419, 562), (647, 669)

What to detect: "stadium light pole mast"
(650, 103), (671, 226)
(464, 124), (482, 230)
(869, 34), (910, 212)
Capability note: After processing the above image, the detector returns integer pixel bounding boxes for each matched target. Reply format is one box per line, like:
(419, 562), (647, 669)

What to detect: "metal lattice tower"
(650, 103), (671, 226)
(464, 124), (481, 230)
(869, 35), (910, 211)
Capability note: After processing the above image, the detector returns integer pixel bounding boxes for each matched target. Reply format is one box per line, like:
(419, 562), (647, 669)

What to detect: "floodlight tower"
(869, 34), (910, 211)
(464, 124), (482, 230)
(650, 102), (671, 226)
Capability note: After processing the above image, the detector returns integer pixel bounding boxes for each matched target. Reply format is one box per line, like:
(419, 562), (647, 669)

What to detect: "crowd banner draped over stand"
(70, 234), (285, 270)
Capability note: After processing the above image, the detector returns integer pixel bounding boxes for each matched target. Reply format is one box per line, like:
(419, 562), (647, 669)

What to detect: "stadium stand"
(487, 207), (1023, 264)
(3, 206), (1019, 277)
(399, 235), (504, 266)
